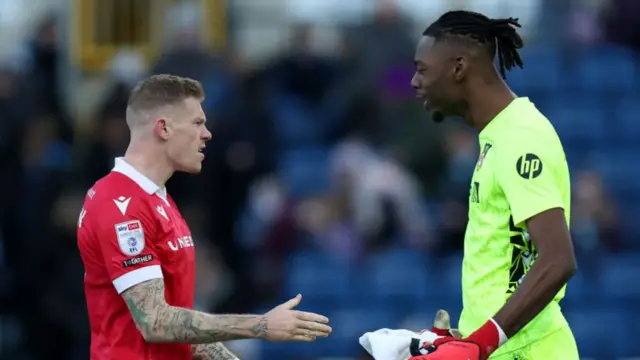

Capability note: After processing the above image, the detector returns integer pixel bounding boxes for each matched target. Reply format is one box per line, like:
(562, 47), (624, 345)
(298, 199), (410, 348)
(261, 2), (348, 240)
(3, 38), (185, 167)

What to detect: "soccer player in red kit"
(77, 75), (332, 360)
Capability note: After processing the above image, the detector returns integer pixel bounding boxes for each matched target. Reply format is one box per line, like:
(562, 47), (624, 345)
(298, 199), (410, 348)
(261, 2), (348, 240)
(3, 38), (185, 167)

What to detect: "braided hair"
(423, 11), (524, 79)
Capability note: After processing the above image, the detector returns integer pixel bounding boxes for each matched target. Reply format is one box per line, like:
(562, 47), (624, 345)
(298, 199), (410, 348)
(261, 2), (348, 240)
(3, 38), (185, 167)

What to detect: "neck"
(123, 141), (173, 187)
(463, 81), (516, 132)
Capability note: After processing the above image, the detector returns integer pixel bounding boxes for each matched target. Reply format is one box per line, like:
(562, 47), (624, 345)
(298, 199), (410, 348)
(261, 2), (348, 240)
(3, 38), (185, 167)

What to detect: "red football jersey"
(77, 158), (196, 360)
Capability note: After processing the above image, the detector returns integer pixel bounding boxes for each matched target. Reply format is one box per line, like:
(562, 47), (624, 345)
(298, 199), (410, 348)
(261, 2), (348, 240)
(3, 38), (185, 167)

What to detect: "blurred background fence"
(0, 0), (639, 359)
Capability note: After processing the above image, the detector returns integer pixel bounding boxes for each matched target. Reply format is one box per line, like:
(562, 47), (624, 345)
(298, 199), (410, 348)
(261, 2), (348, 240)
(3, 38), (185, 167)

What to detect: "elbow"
(135, 313), (166, 343)
(540, 252), (577, 283)
(135, 324), (161, 343)
(562, 259), (578, 283)
(554, 254), (577, 282)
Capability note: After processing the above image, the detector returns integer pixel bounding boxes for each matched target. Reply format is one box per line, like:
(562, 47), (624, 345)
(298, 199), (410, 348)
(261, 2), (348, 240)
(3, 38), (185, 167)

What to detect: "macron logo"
(156, 205), (168, 221)
(114, 196), (131, 216)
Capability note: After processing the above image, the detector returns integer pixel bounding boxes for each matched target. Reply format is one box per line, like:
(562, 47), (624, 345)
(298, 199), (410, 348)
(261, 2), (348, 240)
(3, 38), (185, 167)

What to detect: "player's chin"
(181, 157), (204, 174)
(183, 164), (203, 174)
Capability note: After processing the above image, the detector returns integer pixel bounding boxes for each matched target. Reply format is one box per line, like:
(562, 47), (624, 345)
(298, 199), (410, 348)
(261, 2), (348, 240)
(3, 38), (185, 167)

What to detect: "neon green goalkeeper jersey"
(459, 97), (573, 356)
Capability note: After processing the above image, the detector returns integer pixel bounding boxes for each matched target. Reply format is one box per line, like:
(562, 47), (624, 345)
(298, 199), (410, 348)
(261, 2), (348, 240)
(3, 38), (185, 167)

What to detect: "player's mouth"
(198, 146), (206, 159)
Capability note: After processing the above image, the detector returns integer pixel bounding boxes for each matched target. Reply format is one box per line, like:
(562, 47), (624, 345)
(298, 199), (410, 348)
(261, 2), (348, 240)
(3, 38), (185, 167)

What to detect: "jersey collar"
(112, 157), (167, 198)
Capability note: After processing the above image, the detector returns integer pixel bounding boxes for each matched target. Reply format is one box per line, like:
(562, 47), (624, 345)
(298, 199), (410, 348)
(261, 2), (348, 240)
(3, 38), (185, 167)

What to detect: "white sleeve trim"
(112, 265), (163, 294)
(490, 318), (509, 346)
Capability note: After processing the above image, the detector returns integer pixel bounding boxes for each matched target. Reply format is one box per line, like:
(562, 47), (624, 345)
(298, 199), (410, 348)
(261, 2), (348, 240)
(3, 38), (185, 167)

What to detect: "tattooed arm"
(192, 343), (239, 360)
(122, 279), (332, 344)
(122, 279), (266, 344)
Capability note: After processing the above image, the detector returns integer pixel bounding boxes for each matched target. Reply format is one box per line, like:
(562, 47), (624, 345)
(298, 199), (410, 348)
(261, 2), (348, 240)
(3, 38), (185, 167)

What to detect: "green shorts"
(489, 326), (579, 360)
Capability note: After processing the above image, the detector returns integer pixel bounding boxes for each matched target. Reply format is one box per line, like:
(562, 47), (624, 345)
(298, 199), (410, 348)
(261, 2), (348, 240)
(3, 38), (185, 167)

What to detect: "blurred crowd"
(0, 0), (639, 359)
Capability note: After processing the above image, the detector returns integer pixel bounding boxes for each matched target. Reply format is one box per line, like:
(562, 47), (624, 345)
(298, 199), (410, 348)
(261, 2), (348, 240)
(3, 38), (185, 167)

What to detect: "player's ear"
(452, 56), (468, 82)
(154, 118), (170, 141)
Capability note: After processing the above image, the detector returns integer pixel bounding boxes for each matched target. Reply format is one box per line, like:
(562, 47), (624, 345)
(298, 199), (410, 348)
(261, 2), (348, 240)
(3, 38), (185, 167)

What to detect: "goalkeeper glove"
(409, 318), (508, 360)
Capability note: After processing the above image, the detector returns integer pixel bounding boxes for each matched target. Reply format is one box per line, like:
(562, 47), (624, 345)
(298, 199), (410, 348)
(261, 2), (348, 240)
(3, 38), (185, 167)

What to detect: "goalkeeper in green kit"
(409, 11), (580, 360)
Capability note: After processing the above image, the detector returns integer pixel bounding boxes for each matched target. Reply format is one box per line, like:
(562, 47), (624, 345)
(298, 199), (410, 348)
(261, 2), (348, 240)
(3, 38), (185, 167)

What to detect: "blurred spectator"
(605, 0), (640, 50)
(569, 0), (607, 45)
(572, 170), (622, 252)
(350, 0), (415, 81)
(82, 50), (145, 185)
(25, 13), (73, 144)
(435, 125), (478, 253)
(263, 23), (345, 151)
(330, 137), (434, 249)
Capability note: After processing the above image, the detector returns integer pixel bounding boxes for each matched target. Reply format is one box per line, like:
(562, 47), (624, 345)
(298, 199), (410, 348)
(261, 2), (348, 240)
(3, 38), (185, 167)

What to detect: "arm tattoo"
(192, 343), (239, 360)
(122, 279), (268, 344)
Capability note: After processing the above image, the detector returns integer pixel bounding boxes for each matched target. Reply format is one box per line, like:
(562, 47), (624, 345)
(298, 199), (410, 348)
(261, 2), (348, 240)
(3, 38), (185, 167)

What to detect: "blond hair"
(127, 74), (204, 112)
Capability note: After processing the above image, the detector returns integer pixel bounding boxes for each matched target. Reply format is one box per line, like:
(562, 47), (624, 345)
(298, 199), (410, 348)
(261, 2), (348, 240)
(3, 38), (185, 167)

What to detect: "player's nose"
(410, 73), (420, 90)
(202, 126), (212, 141)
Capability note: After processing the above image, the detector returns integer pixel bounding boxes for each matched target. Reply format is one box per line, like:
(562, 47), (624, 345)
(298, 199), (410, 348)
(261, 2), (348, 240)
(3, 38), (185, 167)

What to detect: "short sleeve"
(495, 138), (564, 227)
(93, 201), (163, 294)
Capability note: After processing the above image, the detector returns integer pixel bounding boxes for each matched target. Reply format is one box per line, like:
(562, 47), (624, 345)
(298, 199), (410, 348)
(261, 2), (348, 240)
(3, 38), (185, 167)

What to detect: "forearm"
(192, 343), (239, 360)
(123, 279), (267, 344)
(493, 254), (576, 336)
(147, 305), (267, 343)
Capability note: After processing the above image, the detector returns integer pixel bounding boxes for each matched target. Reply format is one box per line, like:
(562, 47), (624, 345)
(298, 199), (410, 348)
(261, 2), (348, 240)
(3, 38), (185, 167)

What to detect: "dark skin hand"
(493, 208), (577, 337)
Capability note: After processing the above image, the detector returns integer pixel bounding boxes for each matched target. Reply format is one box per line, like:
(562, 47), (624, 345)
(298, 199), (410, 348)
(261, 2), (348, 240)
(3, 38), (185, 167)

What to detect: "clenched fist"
(262, 294), (332, 342)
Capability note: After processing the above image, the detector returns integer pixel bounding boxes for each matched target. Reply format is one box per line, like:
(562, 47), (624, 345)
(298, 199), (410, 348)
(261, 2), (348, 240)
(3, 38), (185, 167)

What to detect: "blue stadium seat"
(427, 254), (463, 298)
(595, 150), (640, 200)
(573, 45), (637, 92)
(328, 307), (405, 353)
(613, 95), (640, 141)
(278, 148), (331, 198)
(566, 308), (632, 357)
(283, 250), (353, 302)
(545, 95), (605, 144)
(356, 249), (430, 304)
(564, 269), (600, 307)
(271, 95), (323, 148)
(599, 253), (640, 298)
(506, 46), (562, 93)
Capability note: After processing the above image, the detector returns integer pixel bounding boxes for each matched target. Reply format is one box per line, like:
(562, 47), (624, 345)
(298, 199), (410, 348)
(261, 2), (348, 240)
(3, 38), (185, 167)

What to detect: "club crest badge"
(476, 143), (492, 170)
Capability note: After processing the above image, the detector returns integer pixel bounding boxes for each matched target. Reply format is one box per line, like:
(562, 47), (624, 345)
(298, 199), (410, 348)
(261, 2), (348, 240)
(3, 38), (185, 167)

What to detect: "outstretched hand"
(262, 294), (332, 342)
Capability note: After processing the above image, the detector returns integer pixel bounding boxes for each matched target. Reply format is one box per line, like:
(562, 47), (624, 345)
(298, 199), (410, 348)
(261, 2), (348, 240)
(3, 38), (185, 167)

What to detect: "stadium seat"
(271, 95), (324, 148)
(355, 249), (430, 305)
(428, 254), (463, 298)
(283, 250), (353, 302)
(599, 253), (640, 299)
(573, 45), (637, 92)
(594, 150), (640, 201)
(328, 307), (405, 354)
(278, 148), (331, 198)
(613, 95), (640, 141)
(545, 94), (605, 144)
(506, 46), (562, 93)
(566, 308), (632, 357)
(564, 268), (600, 307)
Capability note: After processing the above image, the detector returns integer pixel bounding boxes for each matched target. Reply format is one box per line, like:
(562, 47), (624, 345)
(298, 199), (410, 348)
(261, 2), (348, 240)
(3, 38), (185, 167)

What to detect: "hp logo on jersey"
(516, 153), (543, 179)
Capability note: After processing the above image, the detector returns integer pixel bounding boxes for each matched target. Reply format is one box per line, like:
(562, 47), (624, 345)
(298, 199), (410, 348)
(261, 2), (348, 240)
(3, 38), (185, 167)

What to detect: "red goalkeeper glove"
(409, 319), (508, 360)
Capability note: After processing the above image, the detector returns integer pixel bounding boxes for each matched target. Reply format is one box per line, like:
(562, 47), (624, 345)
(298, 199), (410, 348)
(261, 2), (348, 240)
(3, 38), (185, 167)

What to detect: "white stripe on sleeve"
(112, 265), (163, 294)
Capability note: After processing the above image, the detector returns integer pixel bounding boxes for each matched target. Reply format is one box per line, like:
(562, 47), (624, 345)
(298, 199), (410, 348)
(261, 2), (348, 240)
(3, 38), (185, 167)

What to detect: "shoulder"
(494, 117), (561, 160)
(82, 173), (155, 226)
